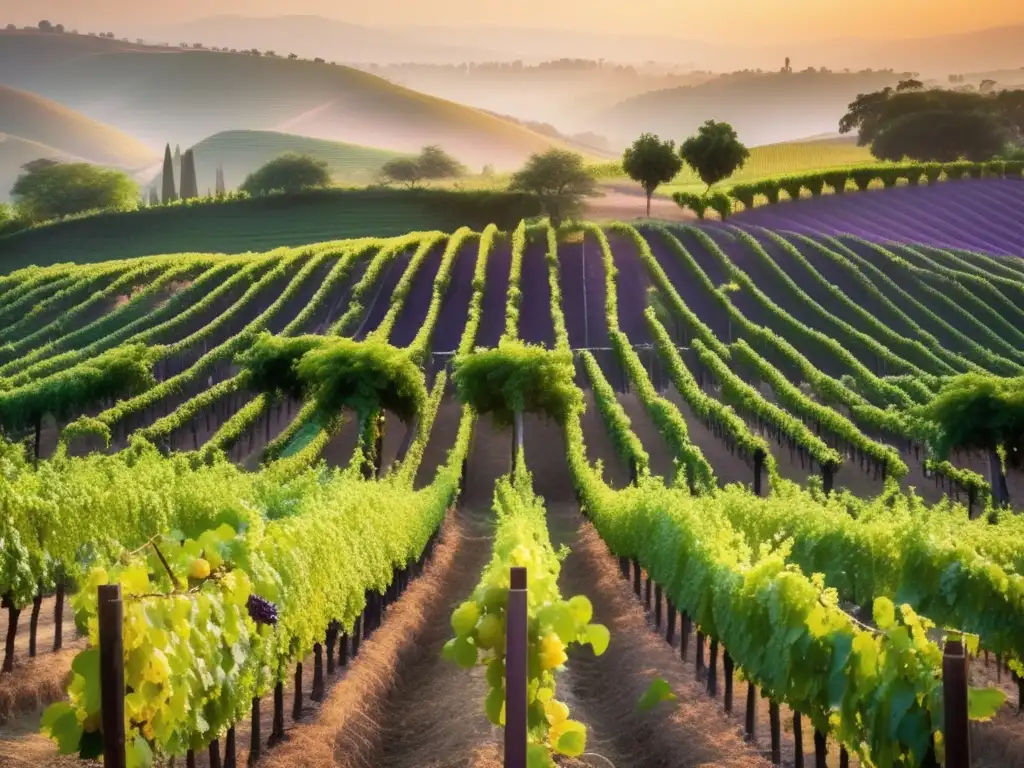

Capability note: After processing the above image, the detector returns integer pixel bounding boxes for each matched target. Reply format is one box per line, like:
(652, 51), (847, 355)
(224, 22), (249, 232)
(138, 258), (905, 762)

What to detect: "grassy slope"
(0, 86), (156, 168)
(598, 136), (874, 197)
(0, 188), (530, 272)
(150, 130), (409, 193)
(598, 69), (908, 147)
(0, 31), (573, 170)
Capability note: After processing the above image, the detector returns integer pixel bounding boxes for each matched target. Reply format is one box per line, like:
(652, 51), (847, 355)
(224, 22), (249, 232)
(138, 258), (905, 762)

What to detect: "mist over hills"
(141, 15), (1024, 74)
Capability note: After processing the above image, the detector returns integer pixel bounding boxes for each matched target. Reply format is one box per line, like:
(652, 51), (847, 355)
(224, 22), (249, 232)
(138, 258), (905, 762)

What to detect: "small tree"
(11, 162), (137, 221)
(161, 144), (177, 204)
(179, 149), (199, 200)
(380, 157), (424, 188)
(621, 133), (683, 217)
(680, 120), (750, 191)
(38, 20), (53, 32)
(54, 24), (64, 33)
(980, 79), (998, 94)
(215, 164), (226, 196)
(240, 153), (331, 195)
(508, 149), (598, 227)
(416, 145), (466, 180)
(897, 79), (924, 92)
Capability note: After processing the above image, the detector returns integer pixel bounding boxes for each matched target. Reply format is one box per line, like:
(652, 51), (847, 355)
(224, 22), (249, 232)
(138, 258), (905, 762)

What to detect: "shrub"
(943, 161), (972, 180)
(1004, 160), (1024, 179)
(821, 170), (849, 194)
(967, 162), (985, 179)
(902, 164), (925, 185)
(923, 163), (943, 184)
(672, 192), (710, 219)
(801, 174), (826, 197)
(877, 167), (902, 188)
(984, 160), (1005, 178)
(729, 183), (756, 210)
(778, 176), (804, 201)
(849, 168), (878, 191)
(11, 162), (138, 222)
(706, 192), (733, 220)
(240, 154), (331, 196)
(752, 179), (781, 204)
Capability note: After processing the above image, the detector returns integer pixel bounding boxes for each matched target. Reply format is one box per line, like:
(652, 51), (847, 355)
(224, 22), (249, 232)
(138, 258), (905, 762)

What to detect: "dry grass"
(547, 505), (770, 768)
(0, 648), (77, 725)
(264, 505), (499, 768)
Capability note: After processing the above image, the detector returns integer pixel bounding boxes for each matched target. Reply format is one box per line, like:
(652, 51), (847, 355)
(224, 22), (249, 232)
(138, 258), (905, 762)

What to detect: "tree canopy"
(679, 120), (750, 190)
(508, 149), (598, 227)
(380, 146), (466, 188)
(839, 87), (1024, 162)
(239, 153), (331, 196)
(11, 162), (138, 222)
(622, 133), (683, 217)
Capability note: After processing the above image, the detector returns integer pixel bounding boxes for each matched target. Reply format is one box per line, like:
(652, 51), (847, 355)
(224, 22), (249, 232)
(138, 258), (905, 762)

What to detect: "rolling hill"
(0, 85), (157, 200)
(0, 30), (573, 170)
(599, 69), (909, 147)
(149, 130), (409, 193)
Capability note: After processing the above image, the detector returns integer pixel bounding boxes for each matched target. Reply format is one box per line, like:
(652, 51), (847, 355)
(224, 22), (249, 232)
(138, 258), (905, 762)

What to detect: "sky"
(1, 0), (1023, 44)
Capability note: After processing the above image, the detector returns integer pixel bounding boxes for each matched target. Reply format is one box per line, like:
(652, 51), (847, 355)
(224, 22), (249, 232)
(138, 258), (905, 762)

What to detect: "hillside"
(0, 135), (75, 202)
(599, 69), (909, 147)
(0, 30), (573, 170)
(151, 130), (409, 193)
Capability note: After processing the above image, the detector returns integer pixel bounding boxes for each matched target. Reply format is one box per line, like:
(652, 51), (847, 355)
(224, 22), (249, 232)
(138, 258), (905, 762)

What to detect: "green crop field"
(170, 130), (409, 193)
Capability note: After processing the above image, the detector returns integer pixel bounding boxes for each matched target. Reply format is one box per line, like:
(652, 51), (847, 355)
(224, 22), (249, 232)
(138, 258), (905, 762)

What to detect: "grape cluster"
(247, 594), (278, 626)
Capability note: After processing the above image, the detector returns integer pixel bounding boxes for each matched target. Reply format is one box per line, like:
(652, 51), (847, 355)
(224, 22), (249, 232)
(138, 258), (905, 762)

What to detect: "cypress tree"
(161, 144), (177, 204)
(180, 149), (198, 200)
(148, 187), (159, 206)
(215, 164), (226, 196)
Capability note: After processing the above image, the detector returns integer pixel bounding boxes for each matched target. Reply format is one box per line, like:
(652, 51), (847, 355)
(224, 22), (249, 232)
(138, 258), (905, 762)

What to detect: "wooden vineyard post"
(769, 698), (781, 765)
(723, 652), (734, 713)
(744, 684), (756, 742)
(98, 584), (127, 768)
(793, 713), (804, 768)
(505, 566), (528, 768)
(249, 697), (261, 765)
(943, 638), (971, 768)
(753, 449), (765, 496)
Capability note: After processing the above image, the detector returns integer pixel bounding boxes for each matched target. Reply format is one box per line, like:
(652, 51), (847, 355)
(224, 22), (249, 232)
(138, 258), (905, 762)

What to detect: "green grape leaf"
(967, 687), (1006, 721)
(554, 721), (587, 757)
(828, 632), (853, 706)
(585, 624), (610, 656)
(71, 648), (102, 716)
(126, 734), (154, 768)
(441, 638), (458, 662)
(40, 702), (83, 754)
(486, 657), (505, 688)
(888, 679), (917, 737)
(537, 603), (577, 644)
(567, 595), (593, 625)
(527, 742), (554, 768)
(637, 677), (678, 713)
(485, 686), (506, 726)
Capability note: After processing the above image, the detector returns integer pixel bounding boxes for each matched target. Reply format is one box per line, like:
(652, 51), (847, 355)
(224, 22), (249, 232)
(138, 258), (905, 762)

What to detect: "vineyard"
(1, 189), (1023, 768)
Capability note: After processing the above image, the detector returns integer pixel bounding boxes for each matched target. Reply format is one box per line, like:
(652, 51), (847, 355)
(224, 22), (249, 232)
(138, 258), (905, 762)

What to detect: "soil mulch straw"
(264, 503), (500, 768)
(547, 502), (770, 768)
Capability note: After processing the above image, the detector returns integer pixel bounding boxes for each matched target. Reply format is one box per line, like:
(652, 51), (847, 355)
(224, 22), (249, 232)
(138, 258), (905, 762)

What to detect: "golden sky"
(2, 0), (1023, 43)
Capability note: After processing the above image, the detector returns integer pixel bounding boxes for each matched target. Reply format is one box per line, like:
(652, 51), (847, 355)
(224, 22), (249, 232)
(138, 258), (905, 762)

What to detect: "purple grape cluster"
(247, 594), (278, 626)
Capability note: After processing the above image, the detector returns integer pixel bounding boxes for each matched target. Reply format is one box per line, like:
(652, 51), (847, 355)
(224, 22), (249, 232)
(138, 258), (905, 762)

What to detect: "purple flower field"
(721, 179), (1024, 256)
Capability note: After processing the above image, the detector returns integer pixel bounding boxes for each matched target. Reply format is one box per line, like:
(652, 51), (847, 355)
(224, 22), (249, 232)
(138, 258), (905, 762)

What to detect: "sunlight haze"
(2, 0), (1022, 43)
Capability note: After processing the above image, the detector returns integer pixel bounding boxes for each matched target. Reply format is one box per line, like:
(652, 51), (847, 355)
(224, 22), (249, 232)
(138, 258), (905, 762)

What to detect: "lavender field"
(724, 179), (1024, 256)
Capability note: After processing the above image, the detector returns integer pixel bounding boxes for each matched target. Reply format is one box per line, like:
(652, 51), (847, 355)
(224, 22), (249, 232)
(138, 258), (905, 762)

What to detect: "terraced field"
(2, 185), (1023, 768)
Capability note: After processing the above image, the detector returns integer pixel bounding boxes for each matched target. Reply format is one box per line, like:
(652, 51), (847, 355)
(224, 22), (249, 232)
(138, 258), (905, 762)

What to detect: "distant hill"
(599, 69), (908, 147)
(0, 85), (157, 200)
(145, 130), (409, 193)
(0, 30), (573, 170)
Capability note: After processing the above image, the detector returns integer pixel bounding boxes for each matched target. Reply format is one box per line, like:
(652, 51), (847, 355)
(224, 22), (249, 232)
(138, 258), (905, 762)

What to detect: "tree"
(21, 158), (61, 173)
(622, 133), (683, 217)
(240, 153), (331, 195)
(148, 187), (159, 206)
(380, 157), (425, 188)
(896, 79), (924, 91)
(980, 79), (998, 94)
(416, 145), (466, 180)
(179, 149), (199, 200)
(840, 87), (1015, 161)
(288, 53), (298, 60)
(871, 110), (1009, 163)
(215, 164), (226, 196)
(508, 149), (598, 227)
(11, 162), (137, 221)
(161, 144), (177, 204)
(54, 24), (64, 33)
(679, 120), (750, 190)
(5, 24), (15, 31)
(37, 20), (53, 32)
